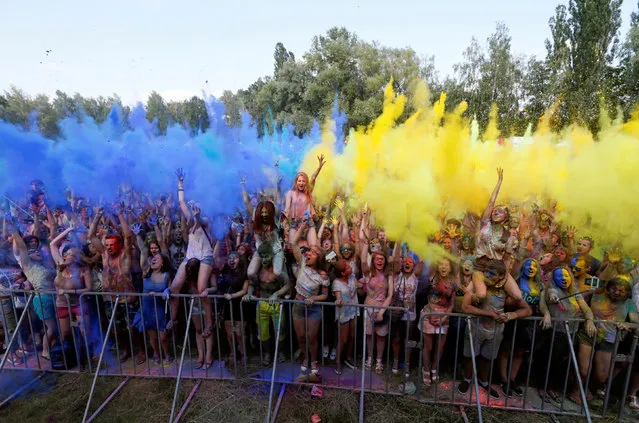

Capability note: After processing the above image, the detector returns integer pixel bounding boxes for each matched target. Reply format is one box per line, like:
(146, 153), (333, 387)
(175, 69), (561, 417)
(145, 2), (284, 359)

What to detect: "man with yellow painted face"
(458, 260), (531, 400)
(570, 254), (593, 302)
(570, 236), (600, 275)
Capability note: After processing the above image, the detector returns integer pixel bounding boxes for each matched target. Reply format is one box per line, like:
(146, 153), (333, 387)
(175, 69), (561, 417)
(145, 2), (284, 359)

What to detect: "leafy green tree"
(145, 91), (169, 134)
(620, 1), (639, 115)
(545, 0), (622, 131)
(219, 90), (244, 127)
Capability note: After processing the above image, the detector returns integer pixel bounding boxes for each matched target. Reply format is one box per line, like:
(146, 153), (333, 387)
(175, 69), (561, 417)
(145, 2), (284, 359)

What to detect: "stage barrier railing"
(1, 288), (637, 423)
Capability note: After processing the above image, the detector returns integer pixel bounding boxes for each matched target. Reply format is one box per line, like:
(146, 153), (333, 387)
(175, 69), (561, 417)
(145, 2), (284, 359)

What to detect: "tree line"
(2, 0), (639, 139)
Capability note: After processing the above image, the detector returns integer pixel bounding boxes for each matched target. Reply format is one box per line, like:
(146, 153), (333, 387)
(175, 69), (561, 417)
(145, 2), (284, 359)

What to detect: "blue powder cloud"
(0, 95), (346, 238)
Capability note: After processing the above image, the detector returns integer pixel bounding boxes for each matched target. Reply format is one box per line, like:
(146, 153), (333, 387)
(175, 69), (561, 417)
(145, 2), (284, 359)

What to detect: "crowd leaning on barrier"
(1, 168), (639, 422)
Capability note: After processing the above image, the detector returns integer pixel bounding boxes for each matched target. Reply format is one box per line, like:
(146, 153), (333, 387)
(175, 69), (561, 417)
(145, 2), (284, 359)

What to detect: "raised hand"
(148, 215), (158, 226)
(565, 225), (577, 239)
(131, 223), (142, 235)
(333, 198), (344, 210)
(445, 223), (461, 239)
(239, 176), (246, 186)
(330, 216), (339, 226)
(317, 154), (326, 168)
(175, 168), (185, 183)
(607, 246), (622, 263)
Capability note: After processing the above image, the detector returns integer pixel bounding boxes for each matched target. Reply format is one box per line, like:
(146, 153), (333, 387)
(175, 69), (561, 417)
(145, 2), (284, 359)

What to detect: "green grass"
(0, 373), (633, 423)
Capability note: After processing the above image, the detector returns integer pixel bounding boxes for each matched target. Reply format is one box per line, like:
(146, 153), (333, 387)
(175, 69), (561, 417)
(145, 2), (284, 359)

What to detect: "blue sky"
(1, 0), (636, 105)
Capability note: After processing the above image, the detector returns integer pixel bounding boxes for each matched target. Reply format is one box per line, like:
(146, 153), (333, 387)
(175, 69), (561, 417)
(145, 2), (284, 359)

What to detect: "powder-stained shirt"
(590, 293), (638, 343)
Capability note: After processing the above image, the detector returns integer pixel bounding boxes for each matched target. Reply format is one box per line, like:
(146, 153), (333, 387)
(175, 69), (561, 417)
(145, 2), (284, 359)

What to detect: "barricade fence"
(1, 288), (637, 423)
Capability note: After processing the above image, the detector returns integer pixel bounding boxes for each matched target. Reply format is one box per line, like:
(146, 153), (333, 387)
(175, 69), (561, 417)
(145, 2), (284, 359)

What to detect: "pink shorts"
(57, 304), (85, 320)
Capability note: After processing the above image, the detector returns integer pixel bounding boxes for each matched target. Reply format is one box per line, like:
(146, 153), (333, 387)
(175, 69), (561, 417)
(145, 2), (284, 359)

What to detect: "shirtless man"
(91, 206), (137, 362)
(284, 155), (325, 226)
(243, 242), (291, 366)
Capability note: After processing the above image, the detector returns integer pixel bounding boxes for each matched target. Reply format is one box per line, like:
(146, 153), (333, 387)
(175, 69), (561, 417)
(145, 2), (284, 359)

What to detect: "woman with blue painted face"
(498, 258), (543, 397)
(536, 266), (595, 405)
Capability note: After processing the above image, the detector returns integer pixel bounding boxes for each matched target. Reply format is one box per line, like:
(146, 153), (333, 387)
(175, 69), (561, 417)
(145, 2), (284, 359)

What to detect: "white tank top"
(185, 227), (213, 260)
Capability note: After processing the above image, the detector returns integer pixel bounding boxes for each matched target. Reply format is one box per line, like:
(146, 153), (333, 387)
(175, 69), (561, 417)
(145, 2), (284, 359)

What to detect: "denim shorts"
(292, 303), (322, 321)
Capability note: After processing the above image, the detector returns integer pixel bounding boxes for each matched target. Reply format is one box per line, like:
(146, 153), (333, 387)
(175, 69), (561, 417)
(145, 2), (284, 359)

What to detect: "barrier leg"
(173, 379), (201, 423)
(169, 298), (195, 423)
(82, 296), (120, 423)
(358, 308), (367, 423)
(466, 317), (483, 423)
(618, 335), (638, 419)
(266, 303), (284, 423)
(602, 329), (621, 416)
(563, 322), (591, 423)
(85, 377), (130, 423)
(0, 294), (34, 373)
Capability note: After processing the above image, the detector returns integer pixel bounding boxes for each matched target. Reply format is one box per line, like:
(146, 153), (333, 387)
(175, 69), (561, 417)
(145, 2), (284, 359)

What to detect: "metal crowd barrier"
(1, 288), (638, 423)
(416, 310), (639, 423)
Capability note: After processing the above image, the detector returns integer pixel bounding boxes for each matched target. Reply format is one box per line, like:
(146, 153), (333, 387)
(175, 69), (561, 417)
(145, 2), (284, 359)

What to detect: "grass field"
(0, 372), (629, 423)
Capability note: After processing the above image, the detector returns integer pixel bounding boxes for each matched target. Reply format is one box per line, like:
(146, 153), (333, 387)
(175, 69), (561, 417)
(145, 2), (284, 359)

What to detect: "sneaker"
(375, 359), (383, 375)
(277, 352), (286, 363)
(458, 380), (471, 394)
(329, 348), (337, 361)
(365, 357), (373, 369)
(627, 395), (639, 411)
(322, 346), (329, 359)
(596, 387), (607, 400)
(311, 361), (320, 375)
(502, 381), (523, 397)
(392, 359), (399, 375)
(344, 358), (356, 370)
(334, 366), (343, 375)
(510, 381), (524, 397)
(300, 359), (308, 373)
(262, 353), (272, 367)
(430, 370), (439, 383)
(479, 381), (500, 399)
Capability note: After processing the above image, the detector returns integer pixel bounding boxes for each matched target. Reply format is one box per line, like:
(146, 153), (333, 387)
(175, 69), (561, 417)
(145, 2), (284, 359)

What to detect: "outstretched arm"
(309, 154), (326, 192)
(481, 167), (504, 223)
(176, 168), (193, 223)
(51, 225), (75, 266)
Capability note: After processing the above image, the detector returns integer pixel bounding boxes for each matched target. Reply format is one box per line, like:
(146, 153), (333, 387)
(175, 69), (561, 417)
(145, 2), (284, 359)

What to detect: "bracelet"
(178, 188), (184, 191)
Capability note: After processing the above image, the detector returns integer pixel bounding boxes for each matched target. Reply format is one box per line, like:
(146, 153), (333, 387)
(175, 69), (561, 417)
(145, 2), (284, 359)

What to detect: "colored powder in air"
(306, 80), (639, 259)
(0, 95), (323, 238)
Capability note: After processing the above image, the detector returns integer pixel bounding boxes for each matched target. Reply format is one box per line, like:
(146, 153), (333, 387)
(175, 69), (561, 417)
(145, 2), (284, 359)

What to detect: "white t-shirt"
(394, 273), (418, 321)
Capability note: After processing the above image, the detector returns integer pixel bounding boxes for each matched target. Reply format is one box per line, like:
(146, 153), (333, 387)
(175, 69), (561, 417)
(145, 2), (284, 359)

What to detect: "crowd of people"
(1, 159), (638, 411)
